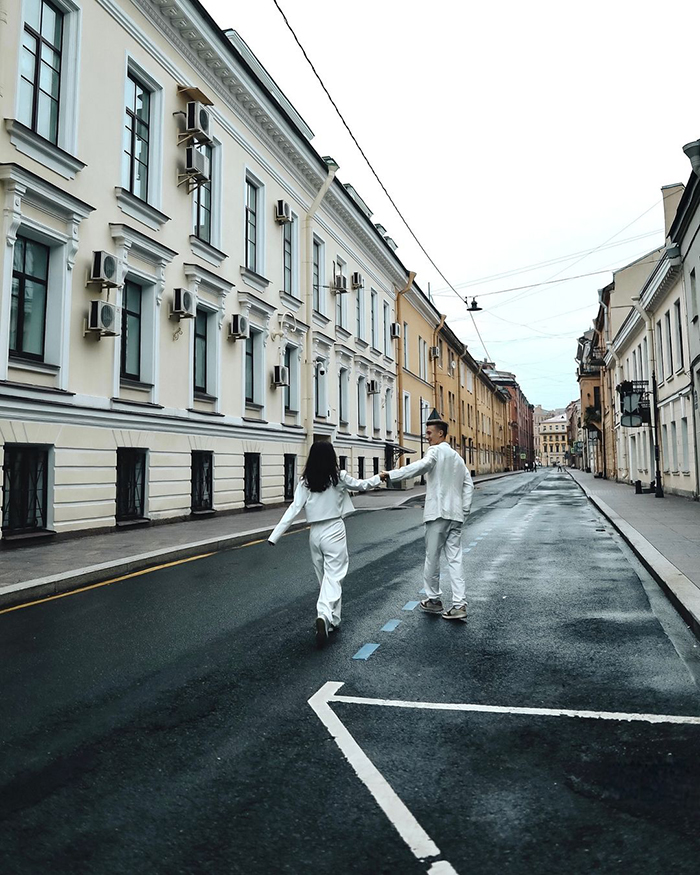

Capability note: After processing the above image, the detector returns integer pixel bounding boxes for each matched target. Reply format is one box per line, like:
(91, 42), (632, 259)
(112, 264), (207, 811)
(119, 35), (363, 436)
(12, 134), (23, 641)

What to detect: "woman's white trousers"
(423, 518), (466, 606)
(309, 518), (348, 626)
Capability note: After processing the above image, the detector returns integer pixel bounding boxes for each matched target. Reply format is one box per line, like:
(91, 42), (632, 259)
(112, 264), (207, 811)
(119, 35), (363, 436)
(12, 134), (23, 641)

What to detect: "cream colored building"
(540, 414), (568, 467)
(0, 0), (409, 537)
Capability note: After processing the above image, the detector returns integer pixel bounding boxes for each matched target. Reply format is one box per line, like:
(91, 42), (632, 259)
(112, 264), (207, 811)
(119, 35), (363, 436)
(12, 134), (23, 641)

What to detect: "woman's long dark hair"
(302, 441), (340, 493)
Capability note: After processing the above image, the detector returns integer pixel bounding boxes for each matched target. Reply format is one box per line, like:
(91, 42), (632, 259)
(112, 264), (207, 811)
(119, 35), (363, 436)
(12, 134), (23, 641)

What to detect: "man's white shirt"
(388, 442), (473, 523)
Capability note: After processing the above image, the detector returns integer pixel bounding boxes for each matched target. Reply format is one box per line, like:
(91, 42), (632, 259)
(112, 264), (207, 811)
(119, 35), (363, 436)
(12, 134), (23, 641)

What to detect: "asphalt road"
(2, 470), (700, 874)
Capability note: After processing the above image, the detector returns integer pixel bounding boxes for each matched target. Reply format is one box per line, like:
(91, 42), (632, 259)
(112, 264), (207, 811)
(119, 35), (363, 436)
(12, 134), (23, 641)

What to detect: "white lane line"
(330, 692), (700, 725)
(309, 682), (445, 869)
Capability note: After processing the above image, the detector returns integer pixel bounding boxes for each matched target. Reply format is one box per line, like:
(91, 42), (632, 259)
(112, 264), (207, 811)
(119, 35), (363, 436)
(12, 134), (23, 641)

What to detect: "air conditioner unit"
(429, 346), (440, 360)
(367, 379), (380, 394)
(275, 199), (292, 224)
(186, 100), (212, 142)
(229, 314), (250, 340)
(390, 322), (401, 339)
(332, 274), (348, 294)
(351, 271), (363, 289)
(172, 288), (196, 319)
(185, 146), (210, 183)
(90, 251), (119, 286)
(272, 364), (289, 387)
(87, 300), (119, 335)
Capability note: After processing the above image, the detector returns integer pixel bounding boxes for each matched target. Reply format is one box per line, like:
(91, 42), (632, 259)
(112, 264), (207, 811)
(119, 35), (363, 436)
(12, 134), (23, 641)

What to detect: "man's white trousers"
(309, 518), (348, 627)
(423, 518), (466, 606)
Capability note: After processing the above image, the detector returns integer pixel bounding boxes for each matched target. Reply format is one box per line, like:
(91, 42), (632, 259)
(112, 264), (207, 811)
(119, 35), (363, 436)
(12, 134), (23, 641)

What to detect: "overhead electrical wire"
(270, 0), (492, 361)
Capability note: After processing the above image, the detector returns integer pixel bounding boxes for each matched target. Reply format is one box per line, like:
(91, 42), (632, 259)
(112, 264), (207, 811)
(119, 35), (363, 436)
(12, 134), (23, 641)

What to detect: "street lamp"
(466, 297), (482, 312)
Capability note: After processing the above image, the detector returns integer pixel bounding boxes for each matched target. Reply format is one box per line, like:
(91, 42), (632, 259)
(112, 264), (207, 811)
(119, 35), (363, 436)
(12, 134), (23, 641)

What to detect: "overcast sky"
(203, 0), (699, 409)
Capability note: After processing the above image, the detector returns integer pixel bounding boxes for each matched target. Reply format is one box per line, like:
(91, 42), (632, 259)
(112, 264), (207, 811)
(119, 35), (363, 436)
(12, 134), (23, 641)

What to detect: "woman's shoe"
(315, 616), (329, 648)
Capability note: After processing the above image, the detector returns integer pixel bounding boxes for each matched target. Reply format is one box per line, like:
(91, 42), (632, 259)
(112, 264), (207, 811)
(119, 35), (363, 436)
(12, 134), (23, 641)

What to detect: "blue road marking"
(353, 643), (380, 660)
(403, 601), (420, 611)
(476, 536), (485, 540)
(464, 548), (471, 553)
(468, 542), (478, 547)
(381, 619), (401, 632)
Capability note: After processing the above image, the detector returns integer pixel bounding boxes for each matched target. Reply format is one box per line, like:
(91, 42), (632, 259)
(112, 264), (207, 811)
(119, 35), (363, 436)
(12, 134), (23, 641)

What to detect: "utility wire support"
(271, 0), (491, 361)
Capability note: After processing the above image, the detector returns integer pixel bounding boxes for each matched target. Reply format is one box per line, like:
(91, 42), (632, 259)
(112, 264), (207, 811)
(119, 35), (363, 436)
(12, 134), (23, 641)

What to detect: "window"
(418, 337), (428, 381)
(314, 359), (327, 417)
(356, 286), (365, 338)
(438, 339), (444, 367)
(373, 391), (380, 432)
(656, 320), (664, 381)
(665, 310), (673, 375)
(373, 457), (380, 475)
(194, 307), (208, 394)
(338, 368), (349, 424)
(245, 330), (263, 406)
(403, 391), (411, 433)
(661, 425), (669, 472)
(191, 451), (213, 512)
(244, 452), (261, 505)
(370, 290), (378, 348)
(312, 238), (322, 312)
(357, 376), (367, 428)
(120, 279), (142, 381)
(439, 385), (444, 417)
(2, 445), (49, 533)
(385, 388), (392, 434)
(283, 345), (297, 413)
(10, 235), (49, 361)
(19, 0), (63, 144)
(123, 72), (150, 201)
(245, 179), (258, 271)
(383, 302), (390, 355)
(674, 299), (684, 370)
(690, 268), (698, 322)
(335, 260), (346, 327)
(358, 457), (365, 478)
(284, 454), (296, 501)
(671, 421), (679, 471)
(338, 455), (347, 472)
(193, 142), (213, 242)
(116, 448), (146, 521)
(283, 219), (293, 294)
(403, 323), (409, 369)
(681, 418), (689, 472)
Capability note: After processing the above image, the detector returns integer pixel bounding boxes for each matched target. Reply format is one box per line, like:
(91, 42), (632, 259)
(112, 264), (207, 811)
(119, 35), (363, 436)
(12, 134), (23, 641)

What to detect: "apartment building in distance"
(539, 413), (568, 467)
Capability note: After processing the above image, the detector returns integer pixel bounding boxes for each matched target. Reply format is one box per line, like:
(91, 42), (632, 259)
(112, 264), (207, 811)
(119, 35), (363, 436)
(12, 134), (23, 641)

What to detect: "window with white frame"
(19, 0), (64, 145)
(193, 307), (209, 395)
(418, 337), (427, 380)
(338, 367), (349, 424)
(385, 388), (393, 434)
(674, 299), (684, 370)
(283, 344), (300, 414)
(10, 235), (49, 362)
(312, 236), (324, 313)
(671, 420), (678, 471)
(334, 259), (347, 327)
(690, 268), (698, 322)
(656, 320), (664, 382)
(356, 286), (365, 339)
(123, 72), (151, 202)
(370, 290), (378, 348)
(314, 359), (328, 417)
(193, 142), (213, 243)
(383, 302), (390, 355)
(403, 391), (411, 434)
(245, 328), (264, 406)
(664, 310), (673, 375)
(373, 390), (380, 432)
(245, 177), (260, 272)
(282, 218), (295, 295)
(121, 279), (142, 381)
(357, 376), (367, 428)
(681, 417), (689, 471)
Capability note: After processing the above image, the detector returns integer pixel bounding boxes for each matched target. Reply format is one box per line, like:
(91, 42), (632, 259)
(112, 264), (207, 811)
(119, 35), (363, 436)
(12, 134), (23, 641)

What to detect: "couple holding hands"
(268, 414), (474, 648)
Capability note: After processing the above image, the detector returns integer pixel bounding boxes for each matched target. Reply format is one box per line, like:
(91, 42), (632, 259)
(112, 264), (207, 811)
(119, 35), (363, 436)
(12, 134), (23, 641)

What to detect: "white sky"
(203, 0), (700, 408)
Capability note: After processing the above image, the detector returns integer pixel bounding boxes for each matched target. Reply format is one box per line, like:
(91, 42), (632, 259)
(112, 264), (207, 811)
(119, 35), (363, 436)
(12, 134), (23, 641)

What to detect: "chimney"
(661, 183), (685, 236)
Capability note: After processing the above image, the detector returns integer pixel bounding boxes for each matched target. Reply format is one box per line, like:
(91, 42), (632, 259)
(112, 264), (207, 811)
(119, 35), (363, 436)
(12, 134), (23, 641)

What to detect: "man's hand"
(379, 471), (390, 482)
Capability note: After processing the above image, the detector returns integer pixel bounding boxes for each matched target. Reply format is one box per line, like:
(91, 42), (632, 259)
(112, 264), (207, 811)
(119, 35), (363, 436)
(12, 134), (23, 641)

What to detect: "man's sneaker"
(442, 604), (467, 620)
(420, 598), (444, 614)
(315, 616), (329, 648)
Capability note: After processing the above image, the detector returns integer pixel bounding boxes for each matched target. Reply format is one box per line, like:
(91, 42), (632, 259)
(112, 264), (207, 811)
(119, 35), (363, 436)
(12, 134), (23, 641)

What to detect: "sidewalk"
(0, 469), (522, 610)
(568, 469), (700, 638)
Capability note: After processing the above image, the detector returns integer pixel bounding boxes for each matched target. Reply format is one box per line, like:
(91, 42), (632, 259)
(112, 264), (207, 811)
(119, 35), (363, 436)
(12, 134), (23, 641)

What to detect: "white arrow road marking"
(310, 682), (700, 874)
(308, 682), (450, 871)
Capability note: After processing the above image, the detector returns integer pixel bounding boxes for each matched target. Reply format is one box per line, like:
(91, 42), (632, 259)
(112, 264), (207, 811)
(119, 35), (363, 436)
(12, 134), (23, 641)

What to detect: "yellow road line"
(0, 552), (215, 615)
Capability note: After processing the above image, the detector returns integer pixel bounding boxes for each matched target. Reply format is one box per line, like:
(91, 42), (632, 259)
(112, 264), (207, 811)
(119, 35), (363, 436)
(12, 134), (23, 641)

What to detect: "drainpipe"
(631, 297), (664, 497)
(609, 348), (628, 481)
(395, 271), (416, 463)
(0, 0), (7, 101)
(303, 157), (338, 453)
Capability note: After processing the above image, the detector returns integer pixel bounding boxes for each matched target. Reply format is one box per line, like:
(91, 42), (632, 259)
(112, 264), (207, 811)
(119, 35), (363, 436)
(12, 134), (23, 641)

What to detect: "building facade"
(539, 413), (567, 467)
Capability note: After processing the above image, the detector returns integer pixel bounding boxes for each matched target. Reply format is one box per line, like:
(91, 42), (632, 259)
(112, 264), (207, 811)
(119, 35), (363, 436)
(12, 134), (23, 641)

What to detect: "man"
(380, 413), (473, 619)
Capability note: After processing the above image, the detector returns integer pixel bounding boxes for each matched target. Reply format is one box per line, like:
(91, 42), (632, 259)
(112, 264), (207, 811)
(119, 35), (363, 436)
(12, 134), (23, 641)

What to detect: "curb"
(568, 472), (700, 641)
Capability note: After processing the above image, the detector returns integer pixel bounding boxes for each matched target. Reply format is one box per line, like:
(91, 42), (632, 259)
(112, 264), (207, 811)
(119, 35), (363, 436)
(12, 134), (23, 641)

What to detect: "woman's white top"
(268, 471), (382, 544)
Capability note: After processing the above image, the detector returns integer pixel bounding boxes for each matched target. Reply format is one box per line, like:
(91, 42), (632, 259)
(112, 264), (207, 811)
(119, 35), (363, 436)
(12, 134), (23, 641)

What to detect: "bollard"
(635, 480), (642, 494)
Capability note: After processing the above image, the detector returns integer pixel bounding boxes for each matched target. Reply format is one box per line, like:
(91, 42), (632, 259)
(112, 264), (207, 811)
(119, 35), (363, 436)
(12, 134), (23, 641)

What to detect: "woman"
(268, 442), (381, 648)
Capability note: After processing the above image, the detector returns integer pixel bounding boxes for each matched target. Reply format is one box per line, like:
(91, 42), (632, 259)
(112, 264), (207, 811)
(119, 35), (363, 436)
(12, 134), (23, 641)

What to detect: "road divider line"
(402, 601), (419, 611)
(352, 644), (380, 660)
(309, 682), (444, 869)
(381, 620), (401, 632)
